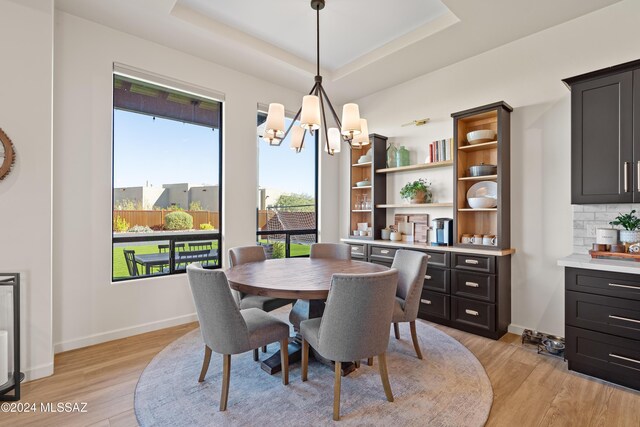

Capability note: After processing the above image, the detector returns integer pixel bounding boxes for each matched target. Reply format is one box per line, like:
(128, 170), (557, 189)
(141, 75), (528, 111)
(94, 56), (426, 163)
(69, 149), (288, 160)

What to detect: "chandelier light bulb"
(341, 103), (362, 138)
(351, 118), (370, 147)
(300, 95), (321, 130)
(325, 127), (341, 154)
(290, 126), (305, 152)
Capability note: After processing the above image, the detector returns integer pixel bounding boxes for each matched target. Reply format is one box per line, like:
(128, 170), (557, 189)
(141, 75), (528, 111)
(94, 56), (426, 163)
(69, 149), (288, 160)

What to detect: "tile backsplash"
(572, 204), (640, 254)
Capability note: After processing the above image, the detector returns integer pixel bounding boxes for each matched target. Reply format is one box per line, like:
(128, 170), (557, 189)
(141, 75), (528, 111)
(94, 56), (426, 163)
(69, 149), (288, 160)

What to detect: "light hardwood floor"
(1, 320), (638, 427)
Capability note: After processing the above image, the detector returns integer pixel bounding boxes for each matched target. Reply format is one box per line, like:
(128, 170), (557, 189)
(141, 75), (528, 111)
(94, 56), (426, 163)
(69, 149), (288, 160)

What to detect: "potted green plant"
(400, 178), (432, 204)
(609, 209), (640, 243)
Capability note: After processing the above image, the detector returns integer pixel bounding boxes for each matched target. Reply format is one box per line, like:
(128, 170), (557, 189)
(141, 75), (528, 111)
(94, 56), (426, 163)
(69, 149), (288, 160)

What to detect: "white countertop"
(340, 238), (515, 257)
(558, 253), (640, 275)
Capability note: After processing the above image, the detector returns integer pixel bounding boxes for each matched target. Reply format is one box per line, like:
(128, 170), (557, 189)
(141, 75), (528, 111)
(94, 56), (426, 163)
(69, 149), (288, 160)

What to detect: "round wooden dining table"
(226, 258), (389, 375)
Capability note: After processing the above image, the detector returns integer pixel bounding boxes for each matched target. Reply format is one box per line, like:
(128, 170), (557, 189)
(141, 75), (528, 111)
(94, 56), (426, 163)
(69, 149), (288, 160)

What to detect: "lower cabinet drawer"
(451, 296), (495, 331)
(567, 291), (640, 341)
(566, 326), (640, 391)
(370, 246), (397, 260)
(369, 259), (392, 268)
(451, 270), (495, 302)
(566, 268), (640, 301)
(349, 244), (365, 259)
(425, 251), (449, 268)
(419, 290), (449, 320)
(423, 267), (449, 293)
(452, 253), (495, 274)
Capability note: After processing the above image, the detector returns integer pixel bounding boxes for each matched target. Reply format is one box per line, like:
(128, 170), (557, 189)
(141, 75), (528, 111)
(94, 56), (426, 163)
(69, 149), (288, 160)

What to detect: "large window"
(112, 71), (223, 281)
(256, 112), (318, 257)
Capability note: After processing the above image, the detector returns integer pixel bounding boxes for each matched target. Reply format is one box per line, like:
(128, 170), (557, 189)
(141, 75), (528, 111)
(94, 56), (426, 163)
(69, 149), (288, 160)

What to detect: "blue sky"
(113, 110), (316, 196)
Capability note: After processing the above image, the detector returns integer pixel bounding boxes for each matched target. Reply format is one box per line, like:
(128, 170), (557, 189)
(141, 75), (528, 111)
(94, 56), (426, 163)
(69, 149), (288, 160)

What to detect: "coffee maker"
(432, 218), (453, 246)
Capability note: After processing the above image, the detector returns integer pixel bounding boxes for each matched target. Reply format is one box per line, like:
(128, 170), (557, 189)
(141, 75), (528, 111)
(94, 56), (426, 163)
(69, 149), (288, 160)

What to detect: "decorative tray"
(589, 250), (640, 262)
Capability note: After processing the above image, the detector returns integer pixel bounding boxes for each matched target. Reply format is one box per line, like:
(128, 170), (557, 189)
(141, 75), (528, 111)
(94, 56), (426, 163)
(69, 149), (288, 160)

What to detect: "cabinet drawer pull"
(609, 353), (640, 365)
(465, 281), (480, 288)
(624, 162), (630, 193)
(465, 309), (479, 316)
(464, 259), (479, 265)
(351, 247), (358, 252)
(380, 249), (390, 254)
(421, 299), (432, 305)
(608, 282), (640, 290)
(427, 255), (432, 259)
(609, 314), (640, 324)
(425, 275), (432, 280)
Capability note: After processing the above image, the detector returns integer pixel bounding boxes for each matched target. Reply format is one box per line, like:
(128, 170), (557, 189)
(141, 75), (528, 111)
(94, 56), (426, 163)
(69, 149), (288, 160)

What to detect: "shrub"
(189, 201), (203, 211)
(164, 211), (193, 230)
(200, 223), (214, 230)
(113, 215), (129, 232)
(272, 241), (285, 259)
(128, 225), (153, 233)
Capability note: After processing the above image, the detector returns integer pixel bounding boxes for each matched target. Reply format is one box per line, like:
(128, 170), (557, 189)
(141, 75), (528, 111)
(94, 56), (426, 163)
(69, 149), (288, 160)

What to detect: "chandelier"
(262, 0), (370, 155)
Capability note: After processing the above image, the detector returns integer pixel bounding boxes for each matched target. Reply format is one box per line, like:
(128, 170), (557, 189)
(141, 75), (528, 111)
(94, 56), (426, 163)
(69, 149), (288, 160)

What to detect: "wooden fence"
(114, 210), (219, 230)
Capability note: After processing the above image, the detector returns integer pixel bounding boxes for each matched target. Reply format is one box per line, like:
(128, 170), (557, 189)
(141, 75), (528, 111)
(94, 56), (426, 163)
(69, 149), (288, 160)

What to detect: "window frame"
(255, 111), (319, 258)
(111, 70), (223, 282)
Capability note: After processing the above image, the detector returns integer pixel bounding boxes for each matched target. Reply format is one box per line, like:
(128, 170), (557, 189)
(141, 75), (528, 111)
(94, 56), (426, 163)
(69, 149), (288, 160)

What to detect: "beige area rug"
(135, 313), (493, 426)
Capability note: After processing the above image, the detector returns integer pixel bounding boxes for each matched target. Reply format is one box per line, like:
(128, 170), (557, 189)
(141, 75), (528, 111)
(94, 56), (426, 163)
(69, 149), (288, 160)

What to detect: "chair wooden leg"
(220, 354), (231, 411)
(367, 357), (373, 366)
(262, 345), (267, 353)
(301, 339), (309, 382)
(198, 346), (212, 382)
(354, 360), (360, 368)
(409, 321), (423, 360)
(393, 322), (400, 340)
(333, 361), (342, 421)
(378, 353), (394, 402)
(280, 339), (289, 385)
(253, 348), (259, 361)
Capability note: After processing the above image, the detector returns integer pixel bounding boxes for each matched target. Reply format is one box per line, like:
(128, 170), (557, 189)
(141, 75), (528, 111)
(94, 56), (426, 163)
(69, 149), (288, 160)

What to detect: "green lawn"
(113, 240), (310, 280)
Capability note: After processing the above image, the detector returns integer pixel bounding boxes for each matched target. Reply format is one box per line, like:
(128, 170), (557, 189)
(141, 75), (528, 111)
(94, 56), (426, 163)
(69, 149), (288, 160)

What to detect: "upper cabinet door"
(571, 72), (633, 204)
(634, 70), (640, 201)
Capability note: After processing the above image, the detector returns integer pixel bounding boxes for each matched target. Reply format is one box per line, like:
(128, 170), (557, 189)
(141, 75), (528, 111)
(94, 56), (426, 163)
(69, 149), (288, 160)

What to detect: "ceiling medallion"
(262, 0), (370, 155)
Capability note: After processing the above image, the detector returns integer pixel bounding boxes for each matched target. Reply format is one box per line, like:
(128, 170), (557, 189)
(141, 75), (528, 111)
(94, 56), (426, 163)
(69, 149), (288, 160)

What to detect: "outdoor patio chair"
(123, 249), (140, 277)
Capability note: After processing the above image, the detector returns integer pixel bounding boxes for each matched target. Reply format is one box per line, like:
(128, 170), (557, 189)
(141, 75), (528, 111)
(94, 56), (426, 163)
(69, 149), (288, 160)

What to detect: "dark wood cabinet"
(564, 59), (640, 204)
(565, 267), (640, 391)
(344, 241), (511, 340)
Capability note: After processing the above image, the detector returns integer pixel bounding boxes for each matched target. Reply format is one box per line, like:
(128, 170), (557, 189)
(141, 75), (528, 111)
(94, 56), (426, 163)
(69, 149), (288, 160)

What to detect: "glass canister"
(396, 145), (410, 167)
(386, 143), (397, 168)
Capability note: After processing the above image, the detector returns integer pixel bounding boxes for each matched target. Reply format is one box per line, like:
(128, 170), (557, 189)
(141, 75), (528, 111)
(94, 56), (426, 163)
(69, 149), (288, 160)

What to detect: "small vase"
(409, 190), (432, 204)
(386, 143), (397, 168)
(619, 230), (640, 243)
(396, 146), (410, 167)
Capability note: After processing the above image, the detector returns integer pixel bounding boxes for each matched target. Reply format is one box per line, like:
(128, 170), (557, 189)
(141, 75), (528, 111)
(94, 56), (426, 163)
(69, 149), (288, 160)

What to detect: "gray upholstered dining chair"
(390, 250), (429, 359)
(186, 264), (290, 411)
(228, 245), (295, 358)
(309, 243), (352, 260)
(300, 269), (399, 421)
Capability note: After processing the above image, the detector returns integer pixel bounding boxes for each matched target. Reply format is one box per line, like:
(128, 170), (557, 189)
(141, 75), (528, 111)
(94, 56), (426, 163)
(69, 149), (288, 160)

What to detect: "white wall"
(341, 0), (640, 336)
(0, 0), (54, 380)
(52, 12), (339, 356)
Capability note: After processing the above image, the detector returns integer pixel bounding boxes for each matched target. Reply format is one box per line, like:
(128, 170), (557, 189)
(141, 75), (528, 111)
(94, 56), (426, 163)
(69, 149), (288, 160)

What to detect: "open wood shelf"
(377, 203), (453, 208)
(458, 141), (497, 152)
(351, 186), (372, 190)
(351, 161), (372, 167)
(458, 208), (498, 212)
(351, 209), (372, 213)
(376, 160), (453, 174)
(458, 175), (497, 181)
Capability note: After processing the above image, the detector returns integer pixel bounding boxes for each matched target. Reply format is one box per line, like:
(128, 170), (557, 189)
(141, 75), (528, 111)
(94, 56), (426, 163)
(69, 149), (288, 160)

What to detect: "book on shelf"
(425, 138), (453, 163)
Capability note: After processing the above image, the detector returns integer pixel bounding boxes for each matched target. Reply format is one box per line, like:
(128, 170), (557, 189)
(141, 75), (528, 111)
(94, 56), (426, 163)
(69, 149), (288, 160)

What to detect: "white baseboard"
(508, 323), (527, 336)
(54, 313), (198, 353)
(24, 362), (54, 382)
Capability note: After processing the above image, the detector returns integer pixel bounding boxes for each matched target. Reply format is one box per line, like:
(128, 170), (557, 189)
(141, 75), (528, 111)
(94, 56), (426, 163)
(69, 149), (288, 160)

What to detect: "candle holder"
(0, 273), (23, 401)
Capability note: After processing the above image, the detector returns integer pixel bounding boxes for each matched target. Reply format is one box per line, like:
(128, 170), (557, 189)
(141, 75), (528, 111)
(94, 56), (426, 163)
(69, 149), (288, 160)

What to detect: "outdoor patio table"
(134, 250), (218, 275)
(225, 257), (388, 376)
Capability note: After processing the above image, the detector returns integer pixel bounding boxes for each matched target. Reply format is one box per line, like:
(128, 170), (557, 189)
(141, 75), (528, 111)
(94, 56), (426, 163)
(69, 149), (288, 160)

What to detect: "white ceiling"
(177, 0), (452, 71)
(55, 0), (622, 103)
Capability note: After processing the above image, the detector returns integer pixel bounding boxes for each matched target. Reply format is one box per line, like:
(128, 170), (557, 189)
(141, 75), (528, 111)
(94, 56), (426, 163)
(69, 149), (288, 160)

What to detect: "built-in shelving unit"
(452, 102), (512, 250)
(349, 134), (387, 239)
(376, 160), (453, 174)
(376, 203), (453, 208)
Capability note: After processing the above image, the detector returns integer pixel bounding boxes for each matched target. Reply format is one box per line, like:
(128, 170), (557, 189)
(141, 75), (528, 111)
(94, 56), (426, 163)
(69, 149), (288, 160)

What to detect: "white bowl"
(467, 130), (496, 145)
(468, 197), (497, 209)
(358, 155), (372, 163)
